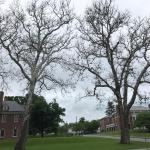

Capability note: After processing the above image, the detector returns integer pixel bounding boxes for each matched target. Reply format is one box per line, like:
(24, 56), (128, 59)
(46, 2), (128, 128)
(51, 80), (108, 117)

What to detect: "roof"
(130, 106), (150, 111)
(100, 116), (110, 121)
(2, 101), (25, 112)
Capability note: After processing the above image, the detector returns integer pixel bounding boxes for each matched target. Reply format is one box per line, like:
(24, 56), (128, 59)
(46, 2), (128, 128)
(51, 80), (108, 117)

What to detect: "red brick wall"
(0, 113), (24, 138)
(100, 113), (134, 132)
(100, 117), (111, 131)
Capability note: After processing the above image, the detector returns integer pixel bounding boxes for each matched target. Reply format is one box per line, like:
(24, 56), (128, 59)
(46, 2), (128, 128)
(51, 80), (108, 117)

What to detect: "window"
(14, 115), (19, 123)
(1, 115), (7, 123)
(2, 104), (9, 111)
(13, 128), (17, 137)
(0, 129), (5, 137)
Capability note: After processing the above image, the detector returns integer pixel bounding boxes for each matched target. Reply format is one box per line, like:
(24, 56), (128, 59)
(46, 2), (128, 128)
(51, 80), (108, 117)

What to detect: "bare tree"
(73, 0), (150, 144)
(0, 57), (8, 88)
(0, 0), (74, 149)
(0, 17), (9, 89)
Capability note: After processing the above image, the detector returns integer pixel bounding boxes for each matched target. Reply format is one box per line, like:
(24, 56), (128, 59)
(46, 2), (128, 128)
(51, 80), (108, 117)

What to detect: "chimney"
(0, 91), (4, 105)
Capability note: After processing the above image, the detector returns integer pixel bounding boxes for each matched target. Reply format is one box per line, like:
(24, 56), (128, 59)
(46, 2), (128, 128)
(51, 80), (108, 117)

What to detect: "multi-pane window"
(1, 115), (7, 123)
(0, 129), (5, 137)
(14, 115), (19, 123)
(13, 128), (17, 137)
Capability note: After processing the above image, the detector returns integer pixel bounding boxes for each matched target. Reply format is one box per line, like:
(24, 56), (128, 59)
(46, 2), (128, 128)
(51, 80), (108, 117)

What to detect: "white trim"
(12, 127), (18, 137)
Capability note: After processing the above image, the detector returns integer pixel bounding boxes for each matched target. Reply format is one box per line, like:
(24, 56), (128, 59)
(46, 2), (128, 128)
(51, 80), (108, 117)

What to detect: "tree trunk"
(14, 82), (35, 150)
(119, 112), (130, 144)
(14, 119), (29, 150)
(41, 130), (44, 138)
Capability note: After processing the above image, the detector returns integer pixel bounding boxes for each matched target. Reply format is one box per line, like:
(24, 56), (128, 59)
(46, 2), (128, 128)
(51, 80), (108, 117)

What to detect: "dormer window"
(2, 104), (9, 111)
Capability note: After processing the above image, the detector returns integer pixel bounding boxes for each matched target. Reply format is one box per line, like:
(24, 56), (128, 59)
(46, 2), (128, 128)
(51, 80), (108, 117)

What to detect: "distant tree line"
(134, 112), (150, 132)
(59, 117), (100, 135)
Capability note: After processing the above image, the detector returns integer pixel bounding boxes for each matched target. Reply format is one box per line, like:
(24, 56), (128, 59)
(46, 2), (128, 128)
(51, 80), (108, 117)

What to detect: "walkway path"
(84, 134), (150, 143)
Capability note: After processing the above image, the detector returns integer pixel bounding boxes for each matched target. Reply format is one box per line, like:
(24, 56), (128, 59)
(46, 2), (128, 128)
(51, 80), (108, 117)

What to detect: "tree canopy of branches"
(73, 0), (150, 144)
(0, 57), (8, 88)
(0, 0), (73, 149)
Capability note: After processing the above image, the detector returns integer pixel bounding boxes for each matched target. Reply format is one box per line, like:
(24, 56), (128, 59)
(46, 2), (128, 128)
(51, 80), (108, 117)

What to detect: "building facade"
(100, 106), (150, 132)
(0, 91), (25, 138)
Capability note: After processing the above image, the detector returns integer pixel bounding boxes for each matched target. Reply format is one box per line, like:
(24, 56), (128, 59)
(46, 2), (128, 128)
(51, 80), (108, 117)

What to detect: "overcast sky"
(3, 0), (150, 123)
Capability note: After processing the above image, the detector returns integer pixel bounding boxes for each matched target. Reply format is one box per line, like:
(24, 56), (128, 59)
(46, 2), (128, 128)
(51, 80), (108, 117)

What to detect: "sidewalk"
(84, 134), (150, 143)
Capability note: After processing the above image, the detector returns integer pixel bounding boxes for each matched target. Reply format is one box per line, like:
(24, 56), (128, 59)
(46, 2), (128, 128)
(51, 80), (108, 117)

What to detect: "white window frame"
(12, 127), (17, 137)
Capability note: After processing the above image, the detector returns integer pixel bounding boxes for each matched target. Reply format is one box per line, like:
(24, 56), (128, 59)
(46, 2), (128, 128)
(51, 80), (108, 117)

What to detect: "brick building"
(100, 106), (150, 132)
(0, 91), (25, 138)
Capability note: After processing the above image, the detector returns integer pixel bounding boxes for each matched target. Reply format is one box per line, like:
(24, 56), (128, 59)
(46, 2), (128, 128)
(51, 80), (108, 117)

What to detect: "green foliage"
(68, 117), (99, 134)
(48, 99), (65, 135)
(58, 123), (69, 135)
(29, 95), (51, 137)
(134, 112), (150, 132)
(7, 95), (65, 136)
(85, 120), (100, 133)
(74, 117), (86, 133)
(105, 101), (116, 116)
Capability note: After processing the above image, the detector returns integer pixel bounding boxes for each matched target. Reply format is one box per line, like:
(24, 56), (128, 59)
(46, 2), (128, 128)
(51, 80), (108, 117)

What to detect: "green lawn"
(0, 137), (150, 150)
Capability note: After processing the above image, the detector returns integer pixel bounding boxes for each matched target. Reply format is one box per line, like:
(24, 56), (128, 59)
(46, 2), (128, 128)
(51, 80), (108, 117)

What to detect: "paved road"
(84, 134), (150, 143)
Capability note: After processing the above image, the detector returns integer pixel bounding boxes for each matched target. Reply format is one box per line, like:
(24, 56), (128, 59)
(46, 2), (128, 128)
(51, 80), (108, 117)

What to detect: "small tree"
(105, 101), (116, 116)
(0, 0), (73, 149)
(49, 99), (66, 135)
(29, 95), (51, 137)
(73, 117), (86, 134)
(74, 0), (150, 144)
(85, 120), (99, 134)
(134, 112), (150, 132)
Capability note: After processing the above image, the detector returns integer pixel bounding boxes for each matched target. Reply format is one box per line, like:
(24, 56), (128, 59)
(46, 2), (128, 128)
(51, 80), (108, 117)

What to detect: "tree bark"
(14, 119), (29, 150)
(119, 112), (130, 144)
(14, 82), (35, 150)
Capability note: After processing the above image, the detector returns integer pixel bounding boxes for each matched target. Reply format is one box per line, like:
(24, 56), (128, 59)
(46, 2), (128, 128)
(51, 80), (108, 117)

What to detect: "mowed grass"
(0, 137), (150, 150)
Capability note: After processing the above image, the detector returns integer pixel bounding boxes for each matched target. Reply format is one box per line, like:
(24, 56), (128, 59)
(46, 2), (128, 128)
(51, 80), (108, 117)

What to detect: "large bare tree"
(73, 0), (150, 144)
(0, 8), (9, 89)
(0, 0), (73, 149)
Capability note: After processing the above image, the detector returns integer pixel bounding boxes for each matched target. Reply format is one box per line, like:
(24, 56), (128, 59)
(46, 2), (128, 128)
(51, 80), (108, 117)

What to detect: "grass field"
(0, 137), (150, 150)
